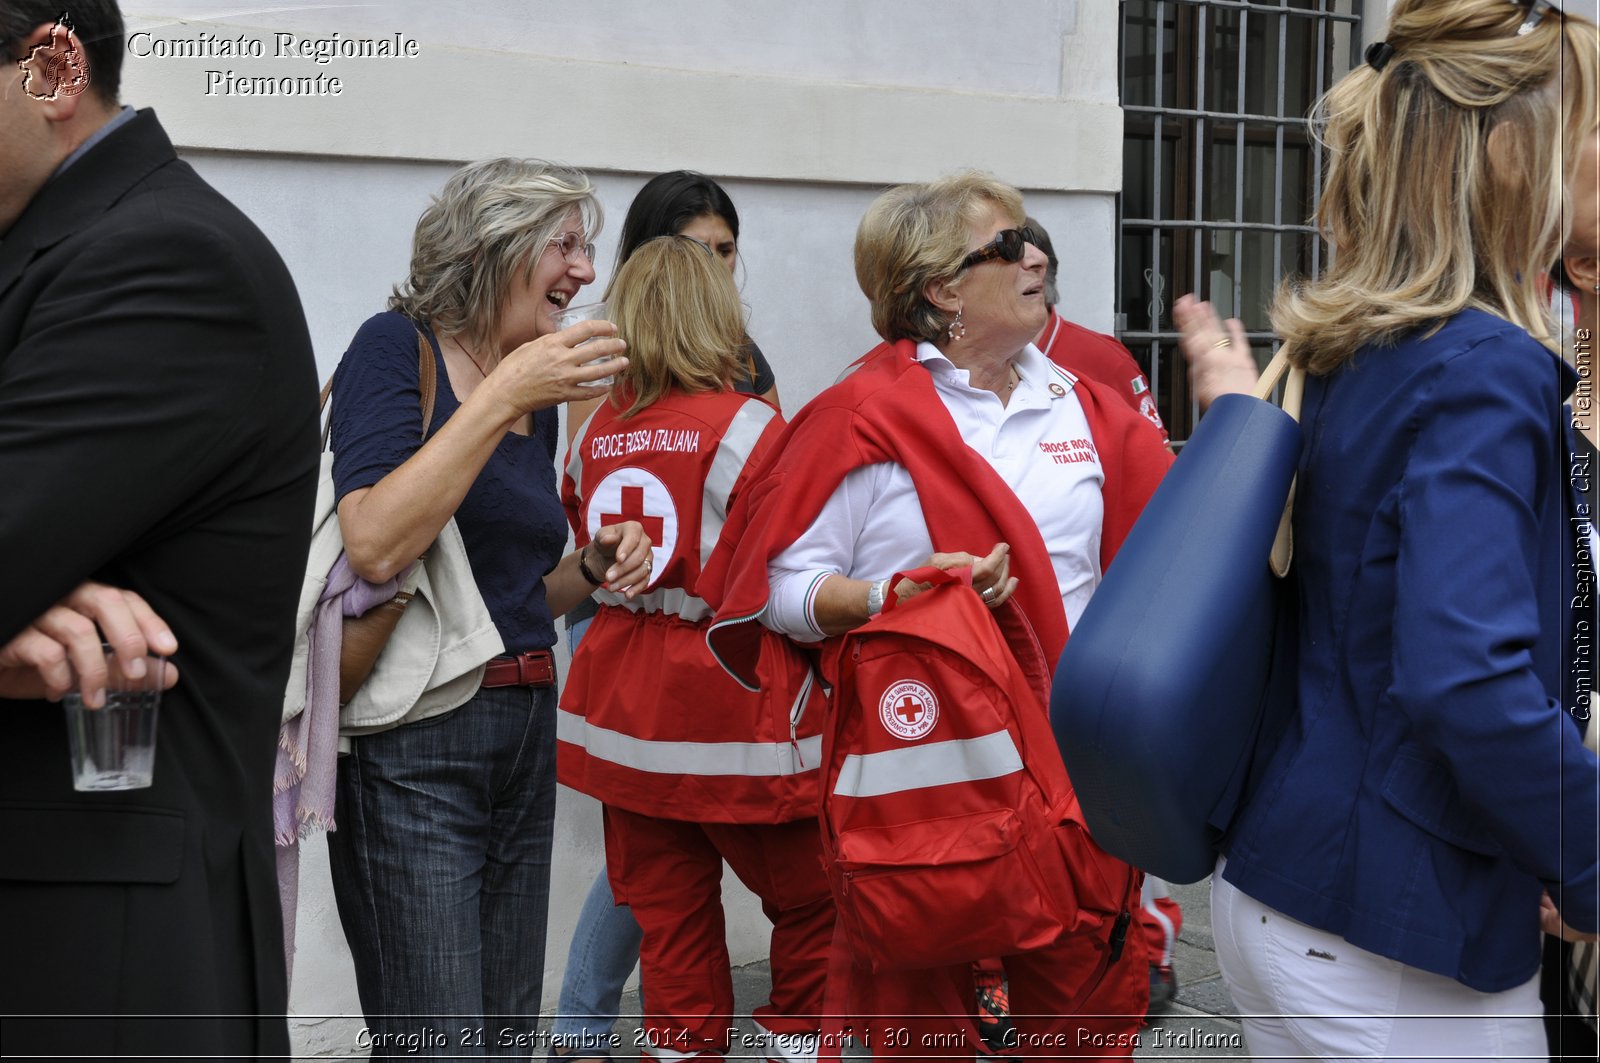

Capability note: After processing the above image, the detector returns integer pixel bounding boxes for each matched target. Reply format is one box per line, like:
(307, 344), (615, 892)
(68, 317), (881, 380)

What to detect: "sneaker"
(974, 968), (1018, 1054)
(1148, 963), (1178, 1014)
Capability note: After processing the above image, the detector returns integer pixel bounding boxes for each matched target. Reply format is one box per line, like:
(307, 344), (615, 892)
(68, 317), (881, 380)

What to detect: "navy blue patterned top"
(330, 311), (567, 652)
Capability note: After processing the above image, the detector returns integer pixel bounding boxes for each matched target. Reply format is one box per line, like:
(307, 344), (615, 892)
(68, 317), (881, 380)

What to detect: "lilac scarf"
(273, 553), (407, 984)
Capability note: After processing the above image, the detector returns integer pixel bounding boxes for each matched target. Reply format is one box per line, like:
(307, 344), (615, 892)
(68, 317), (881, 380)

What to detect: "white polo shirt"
(767, 340), (1105, 640)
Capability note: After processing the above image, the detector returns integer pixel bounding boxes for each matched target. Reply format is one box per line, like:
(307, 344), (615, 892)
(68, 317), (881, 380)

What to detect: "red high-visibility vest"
(558, 389), (824, 824)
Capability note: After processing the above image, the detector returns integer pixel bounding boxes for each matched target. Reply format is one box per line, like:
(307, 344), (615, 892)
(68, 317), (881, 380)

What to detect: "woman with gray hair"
(703, 170), (1172, 1057)
(326, 158), (652, 1058)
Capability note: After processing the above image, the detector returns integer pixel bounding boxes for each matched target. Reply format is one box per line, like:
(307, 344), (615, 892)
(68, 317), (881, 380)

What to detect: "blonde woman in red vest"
(557, 235), (832, 1063)
(702, 171), (1173, 1057)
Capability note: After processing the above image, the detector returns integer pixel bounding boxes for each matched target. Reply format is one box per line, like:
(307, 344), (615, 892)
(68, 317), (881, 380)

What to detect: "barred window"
(1118, 0), (1364, 444)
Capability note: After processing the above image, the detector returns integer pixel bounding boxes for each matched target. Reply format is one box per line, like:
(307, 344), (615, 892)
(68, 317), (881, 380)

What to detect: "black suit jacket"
(0, 110), (317, 1058)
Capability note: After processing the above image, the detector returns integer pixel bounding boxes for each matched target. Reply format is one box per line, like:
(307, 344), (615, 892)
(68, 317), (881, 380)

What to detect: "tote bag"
(1050, 352), (1304, 883)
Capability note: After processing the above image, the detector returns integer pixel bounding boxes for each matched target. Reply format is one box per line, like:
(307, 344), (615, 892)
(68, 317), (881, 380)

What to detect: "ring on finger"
(981, 586), (997, 603)
(1212, 336), (1233, 349)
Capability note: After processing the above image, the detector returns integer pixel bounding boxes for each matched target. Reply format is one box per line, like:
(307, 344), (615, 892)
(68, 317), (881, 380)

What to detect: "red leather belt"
(481, 650), (556, 689)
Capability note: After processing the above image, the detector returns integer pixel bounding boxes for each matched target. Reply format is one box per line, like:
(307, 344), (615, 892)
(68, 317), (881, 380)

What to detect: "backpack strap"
(879, 565), (969, 615)
(882, 566), (1052, 705)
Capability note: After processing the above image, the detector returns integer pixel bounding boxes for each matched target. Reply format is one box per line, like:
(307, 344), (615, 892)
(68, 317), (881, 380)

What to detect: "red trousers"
(850, 925), (1149, 1060)
(604, 807), (834, 1061)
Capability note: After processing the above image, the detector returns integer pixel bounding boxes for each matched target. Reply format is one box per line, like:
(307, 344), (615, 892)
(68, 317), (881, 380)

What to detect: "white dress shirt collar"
(914, 340), (1076, 402)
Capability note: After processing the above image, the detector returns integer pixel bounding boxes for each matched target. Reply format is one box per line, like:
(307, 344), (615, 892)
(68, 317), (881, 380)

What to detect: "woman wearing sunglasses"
(701, 170), (1173, 1056)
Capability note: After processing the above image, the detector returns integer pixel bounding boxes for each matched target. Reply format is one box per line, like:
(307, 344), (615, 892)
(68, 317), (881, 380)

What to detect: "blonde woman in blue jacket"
(1179, 1), (1599, 1058)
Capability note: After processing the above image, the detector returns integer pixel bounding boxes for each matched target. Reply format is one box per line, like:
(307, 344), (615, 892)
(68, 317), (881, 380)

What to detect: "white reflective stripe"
(753, 1022), (819, 1063)
(566, 404), (603, 491)
(1143, 893), (1177, 966)
(592, 586), (713, 623)
(699, 399), (777, 567)
(831, 359), (866, 385)
(558, 709), (821, 777)
(831, 730), (1023, 798)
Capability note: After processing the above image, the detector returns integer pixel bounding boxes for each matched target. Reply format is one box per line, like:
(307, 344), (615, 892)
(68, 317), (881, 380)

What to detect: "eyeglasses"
(548, 231), (596, 264)
(959, 226), (1043, 271)
(1512, 0), (1561, 35)
(677, 234), (718, 257)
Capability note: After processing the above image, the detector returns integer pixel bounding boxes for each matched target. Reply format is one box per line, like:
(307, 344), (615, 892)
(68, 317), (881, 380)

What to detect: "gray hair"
(389, 158), (601, 352)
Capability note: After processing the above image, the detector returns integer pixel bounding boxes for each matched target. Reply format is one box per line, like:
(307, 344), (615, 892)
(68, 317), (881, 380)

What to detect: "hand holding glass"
(551, 301), (614, 387)
(63, 644), (167, 791)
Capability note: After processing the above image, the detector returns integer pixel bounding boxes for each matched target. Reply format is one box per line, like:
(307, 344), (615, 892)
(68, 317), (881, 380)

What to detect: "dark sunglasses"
(959, 226), (1043, 271)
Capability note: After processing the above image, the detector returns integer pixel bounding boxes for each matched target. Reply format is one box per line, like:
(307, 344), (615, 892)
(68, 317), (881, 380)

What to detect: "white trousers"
(1212, 862), (1546, 1062)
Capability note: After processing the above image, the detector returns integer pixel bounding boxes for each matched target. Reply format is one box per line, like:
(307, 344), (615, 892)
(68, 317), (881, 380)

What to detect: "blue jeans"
(552, 615), (643, 1054)
(551, 869), (644, 1052)
(328, 685), (559, 1060)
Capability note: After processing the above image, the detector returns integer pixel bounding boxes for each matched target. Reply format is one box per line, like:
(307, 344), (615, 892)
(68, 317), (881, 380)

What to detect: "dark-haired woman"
(553, 171), (782, 1058)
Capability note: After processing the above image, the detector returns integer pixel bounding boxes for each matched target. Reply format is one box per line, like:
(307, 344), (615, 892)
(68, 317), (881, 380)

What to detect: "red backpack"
(819, 567), (1138, 973)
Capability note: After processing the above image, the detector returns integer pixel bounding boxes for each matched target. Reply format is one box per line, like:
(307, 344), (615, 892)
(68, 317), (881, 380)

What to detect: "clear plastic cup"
(550, 300), (614, 387)
(62, 646), (166, 791)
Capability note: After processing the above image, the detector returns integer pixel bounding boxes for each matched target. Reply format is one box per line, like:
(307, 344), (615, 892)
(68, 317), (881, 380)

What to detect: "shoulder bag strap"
(416, 329), (437, 442)
(318, 378), (335, 451)
(316, 326), (440, 452)
(1251, 344), (1305, 577)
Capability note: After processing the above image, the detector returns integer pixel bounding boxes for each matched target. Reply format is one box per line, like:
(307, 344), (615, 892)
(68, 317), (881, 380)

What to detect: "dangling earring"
(947, 306), (967, 342)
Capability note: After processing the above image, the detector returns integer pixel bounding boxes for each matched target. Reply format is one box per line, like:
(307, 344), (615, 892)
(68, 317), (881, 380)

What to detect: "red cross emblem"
(600, 485), (664, 542)
(894, 694), (925, 725)
(588, 469), (678, 588)
(880, 680), (939, 740)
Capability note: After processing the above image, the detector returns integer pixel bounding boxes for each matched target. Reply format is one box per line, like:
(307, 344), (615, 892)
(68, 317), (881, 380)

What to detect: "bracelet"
(577, 546), (606, 587)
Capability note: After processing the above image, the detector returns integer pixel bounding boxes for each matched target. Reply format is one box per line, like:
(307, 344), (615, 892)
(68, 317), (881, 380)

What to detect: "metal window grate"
(1117, 0), (1364, 444)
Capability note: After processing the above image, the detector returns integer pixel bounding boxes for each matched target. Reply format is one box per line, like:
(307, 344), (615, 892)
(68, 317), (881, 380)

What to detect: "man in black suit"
(0, 3), (318, 1056)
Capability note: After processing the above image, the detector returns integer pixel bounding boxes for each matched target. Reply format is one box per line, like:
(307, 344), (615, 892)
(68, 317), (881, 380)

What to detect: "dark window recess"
(1118, 0), (1363, 444)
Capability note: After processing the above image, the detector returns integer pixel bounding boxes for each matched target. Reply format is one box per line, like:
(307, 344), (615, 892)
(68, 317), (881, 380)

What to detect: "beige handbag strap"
(319, 329), (439, 450)
(1250, 344), (1305, 578)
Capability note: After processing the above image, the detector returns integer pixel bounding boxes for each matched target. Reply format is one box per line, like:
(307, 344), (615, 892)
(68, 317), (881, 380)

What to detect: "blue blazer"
(1222, 309), (1599, 993)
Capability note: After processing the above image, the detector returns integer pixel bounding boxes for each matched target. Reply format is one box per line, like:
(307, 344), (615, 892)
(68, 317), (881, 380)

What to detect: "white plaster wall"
(1366, 0), (1394, 43)
(185, 152), (1119, 402)
(115, 1), (1125, 1056)
(136, 0), (1079, 96)
(119, 3), (1121, 191)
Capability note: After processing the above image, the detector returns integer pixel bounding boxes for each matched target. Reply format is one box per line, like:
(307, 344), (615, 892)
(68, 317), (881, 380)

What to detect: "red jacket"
(1037, 309), (1169, 443)
(701, 339), (1172, 687)
(558, 390), (825, 824)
